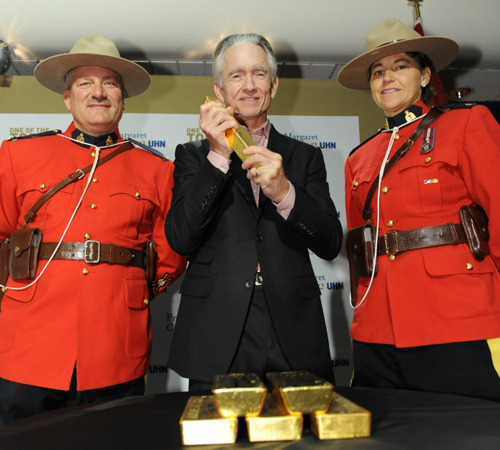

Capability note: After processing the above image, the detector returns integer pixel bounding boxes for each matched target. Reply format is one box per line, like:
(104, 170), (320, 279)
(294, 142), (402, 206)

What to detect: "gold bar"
(311, 391), (371, 440)
(246, 394), (303, 442)
(179, 395), (238, 446)
(202, 96), (257, 164)
(212, 373), (267, 418)
(267, 371), (333, 414)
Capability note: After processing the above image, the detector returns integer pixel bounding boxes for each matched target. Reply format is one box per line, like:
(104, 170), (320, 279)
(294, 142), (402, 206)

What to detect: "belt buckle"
(384, 230), (399, 256)
(84, 240), (101, 264)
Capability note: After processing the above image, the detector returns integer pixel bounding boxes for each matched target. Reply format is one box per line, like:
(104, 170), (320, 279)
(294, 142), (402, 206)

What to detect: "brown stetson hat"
(34, 34), (151, 98)
(337, 19), (459, 90)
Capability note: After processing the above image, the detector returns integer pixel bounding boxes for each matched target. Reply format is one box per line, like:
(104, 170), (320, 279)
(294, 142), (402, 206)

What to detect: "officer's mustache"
(86, 98), (113, 107)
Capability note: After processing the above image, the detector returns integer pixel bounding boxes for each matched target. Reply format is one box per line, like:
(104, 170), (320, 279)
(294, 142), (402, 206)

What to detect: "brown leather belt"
(39, 241), (146, 268)
(377, 223), (468, 256)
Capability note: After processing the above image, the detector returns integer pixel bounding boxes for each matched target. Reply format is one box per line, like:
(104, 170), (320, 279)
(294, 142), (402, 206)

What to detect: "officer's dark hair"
(406, 51), (436, 105)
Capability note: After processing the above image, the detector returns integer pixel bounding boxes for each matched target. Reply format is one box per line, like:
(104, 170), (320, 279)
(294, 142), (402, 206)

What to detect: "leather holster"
(0, 238), (10, 310)
(460, 204), (489, 261)
(145, 240), (156, 283)
(8, 228), (43, 280)
(346, 223), (377, 306)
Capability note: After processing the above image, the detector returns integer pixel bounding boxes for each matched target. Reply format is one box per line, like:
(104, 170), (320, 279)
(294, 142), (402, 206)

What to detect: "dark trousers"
(0, 368), (145, 425)
(352, 339), (500, 402)
(189, 285), (292, 392)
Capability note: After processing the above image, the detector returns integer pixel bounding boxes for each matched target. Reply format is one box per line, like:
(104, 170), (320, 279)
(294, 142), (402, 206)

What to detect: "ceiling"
(2, 0), (500, 102)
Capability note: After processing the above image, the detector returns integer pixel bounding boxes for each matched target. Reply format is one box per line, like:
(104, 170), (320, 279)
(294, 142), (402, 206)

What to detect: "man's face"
(63, 66), (124, 136)
(214, 43), (278, 130)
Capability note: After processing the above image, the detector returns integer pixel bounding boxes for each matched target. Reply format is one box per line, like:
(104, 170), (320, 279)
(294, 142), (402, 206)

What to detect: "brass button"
(389, 254), (396, 261)
(135, 192), (141, 198)
(382, 187), (389, 194)
(395, 134), (400, 140)
(352, 180), (359, 188)
(466, 263), (474, 270)
(143, 299), (149, 306)
(84, 233), (91, 240)
(91, 151), (96, 158)
(387, 220), (394, 227)
(39, 183), (46, 189)
(92, 178), (98, 183)
(425, 157), (432, 163)
(91, 204), (97, 209)
(82, 268), (89, 275)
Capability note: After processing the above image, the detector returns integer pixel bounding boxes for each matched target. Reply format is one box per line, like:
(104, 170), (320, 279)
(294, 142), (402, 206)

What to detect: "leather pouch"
(459, 204), (489, 261)
(145, 239), (156, 283)
(0, 238), (10, 309)
(8, 228), (43, 280)
(346, 223), (377, 305)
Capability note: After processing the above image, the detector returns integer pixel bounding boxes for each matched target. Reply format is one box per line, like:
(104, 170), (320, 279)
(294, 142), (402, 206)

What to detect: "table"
(1, 387), (499, 449)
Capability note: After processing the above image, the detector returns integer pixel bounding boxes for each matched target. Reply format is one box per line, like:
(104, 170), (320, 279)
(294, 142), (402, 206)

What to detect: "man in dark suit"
(165, 33), (343, 391)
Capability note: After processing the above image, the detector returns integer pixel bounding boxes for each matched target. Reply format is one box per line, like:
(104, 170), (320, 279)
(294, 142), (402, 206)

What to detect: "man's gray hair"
(213, 33), (278, 86)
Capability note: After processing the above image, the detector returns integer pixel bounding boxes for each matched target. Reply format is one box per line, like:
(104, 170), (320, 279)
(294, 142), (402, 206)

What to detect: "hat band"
(376, 39), (405, 49)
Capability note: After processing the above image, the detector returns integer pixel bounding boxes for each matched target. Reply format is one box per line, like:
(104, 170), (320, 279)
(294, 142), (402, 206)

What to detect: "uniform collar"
(64, 123), (121, 148)
(385, 101), (428, 129)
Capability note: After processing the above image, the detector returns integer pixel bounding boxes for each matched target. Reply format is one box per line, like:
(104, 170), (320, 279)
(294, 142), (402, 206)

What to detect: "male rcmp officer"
(165, 33), (343, 390)
(0, 34), (186, 424)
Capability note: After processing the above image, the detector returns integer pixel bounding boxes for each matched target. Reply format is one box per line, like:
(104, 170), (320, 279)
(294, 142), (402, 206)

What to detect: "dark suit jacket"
(165, 125), (343, 383)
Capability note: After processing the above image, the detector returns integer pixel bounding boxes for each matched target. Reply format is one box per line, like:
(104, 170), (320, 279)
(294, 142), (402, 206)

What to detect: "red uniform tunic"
(345, 102), (500, 347)
(0, 123), (186, 390)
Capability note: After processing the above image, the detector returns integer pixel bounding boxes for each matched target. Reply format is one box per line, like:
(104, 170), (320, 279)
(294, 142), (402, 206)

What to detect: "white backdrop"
(0, 113), (359, 391)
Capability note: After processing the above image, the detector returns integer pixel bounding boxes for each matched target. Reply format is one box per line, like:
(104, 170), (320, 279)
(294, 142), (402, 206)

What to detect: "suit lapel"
(229, 153), (260, 215)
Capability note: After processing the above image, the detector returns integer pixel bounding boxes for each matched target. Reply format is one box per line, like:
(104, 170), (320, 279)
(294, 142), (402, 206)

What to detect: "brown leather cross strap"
(377, 223), (467, 256)
(362, 108), (443, 222)
(23, 141), (134, 226)
(38, 241), (146, 268)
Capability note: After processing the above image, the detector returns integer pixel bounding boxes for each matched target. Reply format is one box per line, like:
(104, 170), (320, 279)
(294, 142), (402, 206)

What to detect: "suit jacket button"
(245, 281), (253, 288)
(256, 235), (263, 242)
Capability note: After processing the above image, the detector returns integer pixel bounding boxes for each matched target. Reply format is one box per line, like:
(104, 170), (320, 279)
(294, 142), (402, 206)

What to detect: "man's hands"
(199, 100), (238, 159)
(242, 146), (290, 204)
(200, 99), (290, 204)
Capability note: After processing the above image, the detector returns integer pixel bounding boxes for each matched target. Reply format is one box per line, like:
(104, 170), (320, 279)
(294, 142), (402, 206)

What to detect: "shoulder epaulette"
(126, 138), (168, 160)
(8, 129), (61, 141)
(434, 102), (476, 110)
(349, 129), (383, 157)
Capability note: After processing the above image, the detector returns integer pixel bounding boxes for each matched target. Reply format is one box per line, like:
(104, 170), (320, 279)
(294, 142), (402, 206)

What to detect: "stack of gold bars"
(179, 371), (371, 445)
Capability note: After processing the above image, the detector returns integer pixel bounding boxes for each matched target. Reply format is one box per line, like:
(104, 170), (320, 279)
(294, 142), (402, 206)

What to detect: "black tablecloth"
(1, 386), (499, 449)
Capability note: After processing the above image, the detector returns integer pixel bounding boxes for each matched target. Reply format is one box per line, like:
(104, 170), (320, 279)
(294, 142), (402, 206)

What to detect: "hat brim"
(34, 53), (151, 98)
(337, 36), (459, 90)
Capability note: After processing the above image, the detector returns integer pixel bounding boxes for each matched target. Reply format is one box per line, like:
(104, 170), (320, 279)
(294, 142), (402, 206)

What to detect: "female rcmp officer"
(338, 19), (500, 401)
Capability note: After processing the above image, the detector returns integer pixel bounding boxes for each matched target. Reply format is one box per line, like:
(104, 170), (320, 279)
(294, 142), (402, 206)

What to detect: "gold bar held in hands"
(310, 391), (371, 440)
(246, 393), (303, 442)
(212, 373), (267, 418)
(203, 96), (257, 163)
(267, 371), (333, 414)
(179, 395), (238, 446)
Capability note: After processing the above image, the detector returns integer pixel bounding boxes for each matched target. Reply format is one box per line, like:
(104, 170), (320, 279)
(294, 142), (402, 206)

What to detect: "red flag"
(413, 3), (448, 106)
